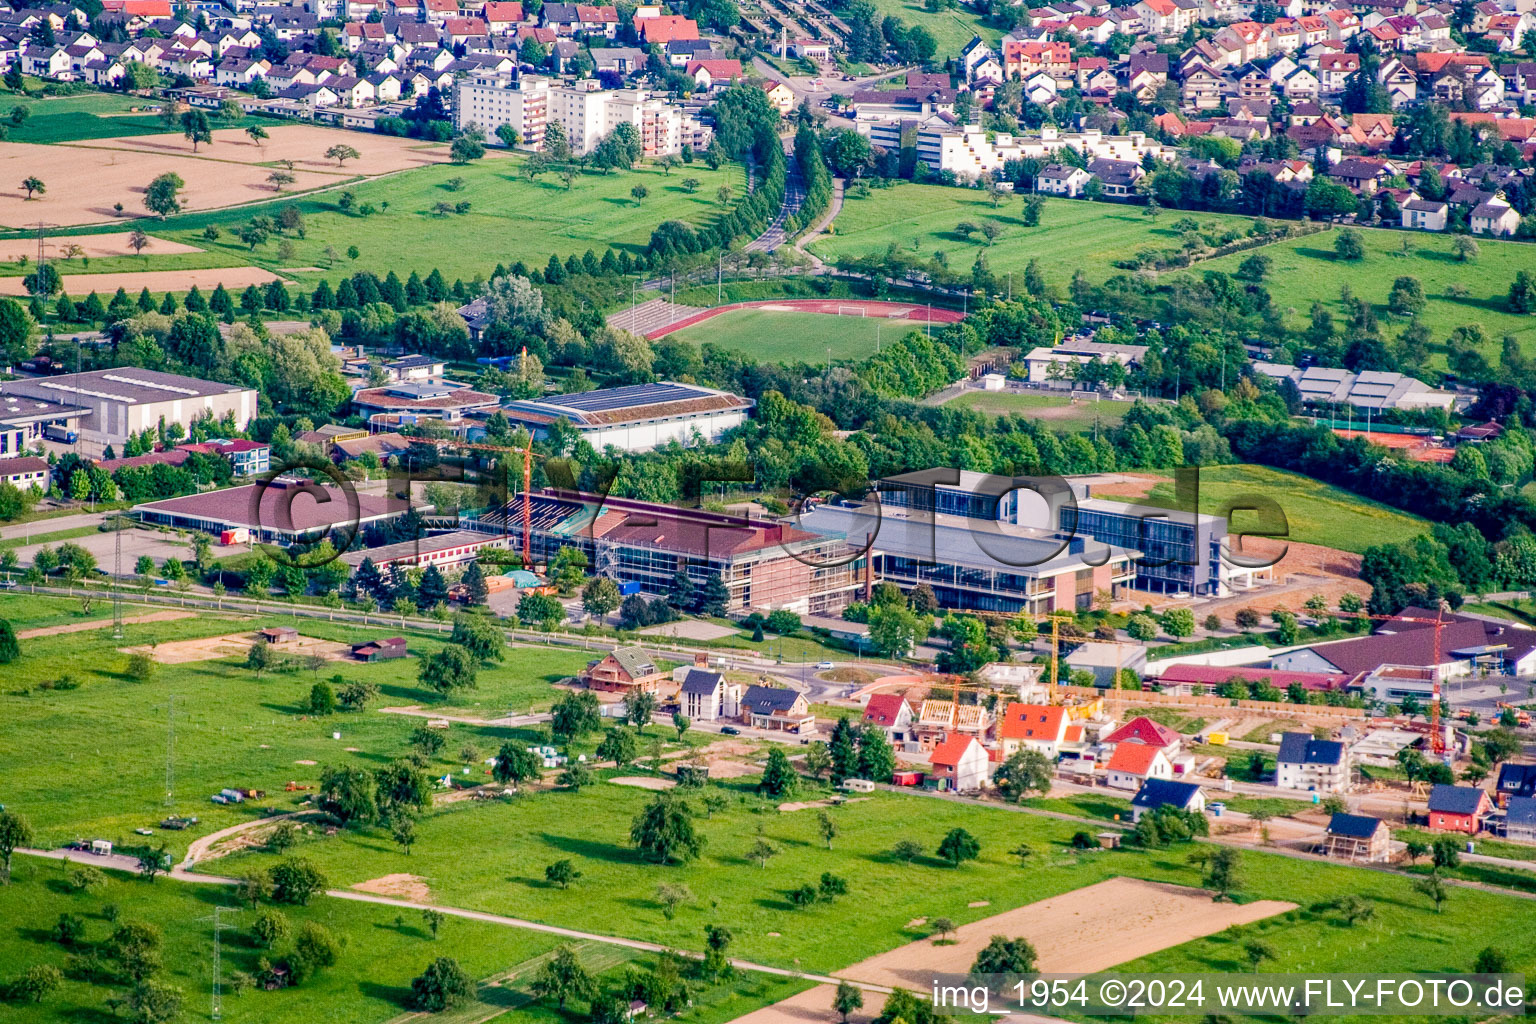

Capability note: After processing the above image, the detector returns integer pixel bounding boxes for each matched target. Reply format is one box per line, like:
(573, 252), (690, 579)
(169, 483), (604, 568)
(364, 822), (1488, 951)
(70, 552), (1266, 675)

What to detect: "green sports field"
(811, 185), (1260, 290)
(666, 308), (917, 362)
(1191, 226), (1536, 369)
(1110, 463), (1430, 553)
(946, 389), (1132, 431)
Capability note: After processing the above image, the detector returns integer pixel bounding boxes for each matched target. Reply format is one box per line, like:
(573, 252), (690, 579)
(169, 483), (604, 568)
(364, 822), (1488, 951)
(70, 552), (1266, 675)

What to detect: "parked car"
(720, 725), (741, 735)
(815, 661), (834, 670)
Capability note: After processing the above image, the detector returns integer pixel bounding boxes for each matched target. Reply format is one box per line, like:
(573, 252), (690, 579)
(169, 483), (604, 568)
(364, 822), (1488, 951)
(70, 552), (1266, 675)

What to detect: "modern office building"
(470, 491), (861, 614)
(131, 477), (416, 544)
(878, 469), (1265, 597)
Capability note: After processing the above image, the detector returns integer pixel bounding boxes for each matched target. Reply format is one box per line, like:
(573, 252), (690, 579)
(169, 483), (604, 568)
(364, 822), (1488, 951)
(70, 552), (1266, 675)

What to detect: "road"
(746, 147), (805, 253)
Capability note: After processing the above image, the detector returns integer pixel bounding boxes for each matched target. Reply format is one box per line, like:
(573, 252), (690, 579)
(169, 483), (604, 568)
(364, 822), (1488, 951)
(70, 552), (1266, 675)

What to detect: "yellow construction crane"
(1045, 613), (1149, 704)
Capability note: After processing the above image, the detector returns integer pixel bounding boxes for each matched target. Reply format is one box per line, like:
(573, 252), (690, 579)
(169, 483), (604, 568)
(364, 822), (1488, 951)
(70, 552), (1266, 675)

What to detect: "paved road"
(746, 153), (804, 253)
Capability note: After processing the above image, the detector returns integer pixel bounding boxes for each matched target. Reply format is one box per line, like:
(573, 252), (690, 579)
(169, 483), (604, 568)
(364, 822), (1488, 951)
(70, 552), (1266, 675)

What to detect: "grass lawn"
(1115, 463), (1430, 554)
(810, 186), (1259, 289)
(1191, 226), (1536, 367)
(946, 390), (1132, 432)
(1396, 827), (1536, 863)
(844, 0), (999, 52)
(1135, 706), (1209, 735)
(0, 599), (591, 853)
(204, 778), (1536, 987)
(667, 308), (902, 363)
(0, 857), (806, 1024)
(2, 91), (177, 144)
(0, 524), (104, 551)
(140, 157), (747, 288)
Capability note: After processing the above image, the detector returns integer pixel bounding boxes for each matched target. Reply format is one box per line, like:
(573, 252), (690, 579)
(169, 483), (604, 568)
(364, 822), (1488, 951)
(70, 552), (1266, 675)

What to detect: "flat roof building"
(499, 382), (753, 453)
(0, 368), (256, 455)
(340, 529), (510, 570)
(131, 477), (416, 544)
(1251, 362), (1459, 412)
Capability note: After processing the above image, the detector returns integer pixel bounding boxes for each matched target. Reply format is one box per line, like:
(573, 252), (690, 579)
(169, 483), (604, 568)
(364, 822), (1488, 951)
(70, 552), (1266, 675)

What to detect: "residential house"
(1505, 796), (1536, 843)
(1427, 784), (1492, 834)
(739, 684), (815, 733)
(0, 456), (49, 489)
(1495, 763), (1536, 807)
(760, 79), (794, 115)
(1105, 742), (1173, 791)
(1275, 732), (1349, 792)
(861, 693), (915, 745)
(1401, 198), (1448, 230)
(582, 646), (666, 693)
(1323, 812), (1390, 861)
(679, 667), (738, 721)
(1129, 777), (1204, 821)
(1086, 156), (1144, 196)
(996, 702), (1079, 758)
(912, 699), (991, 750)
(686, 57), (740, 89)
(1471, 199), (1521, 236)
(1104, 715), (1182, 755)
(929, 734), (990, 792)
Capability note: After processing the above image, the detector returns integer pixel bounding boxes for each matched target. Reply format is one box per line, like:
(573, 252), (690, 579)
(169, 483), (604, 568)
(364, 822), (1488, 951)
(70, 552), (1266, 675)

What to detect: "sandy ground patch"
(778, 797), (870, 812)
(725, 986), (878, 1024)
(835, 877), (1295, 990)
(17, 609), (193, 639)
(0, 233), (202, 262)
(610, 776), (675, 791)
(295, 759), (318, 766)
(0, 266), (284, 297)
(353, 873), (431, 902)
(73, 125), (463, 175)
(0, 141), (343, 228)
(638, 619), (740, 641)
(122, 630), (351, 665)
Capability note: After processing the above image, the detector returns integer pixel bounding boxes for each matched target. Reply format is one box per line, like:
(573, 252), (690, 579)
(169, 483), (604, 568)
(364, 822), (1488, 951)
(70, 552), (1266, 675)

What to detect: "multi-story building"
(1275, 732), (1349, 792)
(457, 74), (701, 156)
(470, 492), (861, 614)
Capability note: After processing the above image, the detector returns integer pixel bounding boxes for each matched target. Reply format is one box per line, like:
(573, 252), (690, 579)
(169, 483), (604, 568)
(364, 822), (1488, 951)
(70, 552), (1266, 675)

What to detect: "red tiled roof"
(1106, 743), (1164, 776)
(1157, 664), (1349, 691)
(483, 0), (523, 20)
(930, 734), (980, 767)
(1104, 716), (1181, 748)
(997, 702), (1068, 742)
(862, 693), (910, 727)
(635, 13), (697, 40)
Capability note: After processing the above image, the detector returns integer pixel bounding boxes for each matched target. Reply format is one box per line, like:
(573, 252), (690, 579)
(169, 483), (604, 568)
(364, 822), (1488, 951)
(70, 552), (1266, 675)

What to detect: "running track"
(644, 299), (966, 340)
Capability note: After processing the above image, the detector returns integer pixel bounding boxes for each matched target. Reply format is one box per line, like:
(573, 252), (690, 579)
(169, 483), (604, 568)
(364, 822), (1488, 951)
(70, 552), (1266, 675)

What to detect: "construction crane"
(1044, 613), (1148, 705)
(1332, 607), (1448, 757)
(441, 437), (535, 567)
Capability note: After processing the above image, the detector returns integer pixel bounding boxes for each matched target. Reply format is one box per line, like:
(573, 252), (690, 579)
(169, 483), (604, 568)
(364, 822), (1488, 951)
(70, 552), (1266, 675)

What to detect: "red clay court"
(640, 299), (966, 340)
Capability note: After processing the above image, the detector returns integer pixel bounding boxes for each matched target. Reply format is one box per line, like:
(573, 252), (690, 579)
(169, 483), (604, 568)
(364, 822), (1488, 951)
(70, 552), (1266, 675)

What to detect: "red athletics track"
(644, 299), (966, 340)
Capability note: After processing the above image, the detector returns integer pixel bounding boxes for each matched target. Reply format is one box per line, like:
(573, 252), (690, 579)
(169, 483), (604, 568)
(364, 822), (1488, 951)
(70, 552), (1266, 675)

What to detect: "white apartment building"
(456, 75), (695, 156)
(861, 121), (1175, 181)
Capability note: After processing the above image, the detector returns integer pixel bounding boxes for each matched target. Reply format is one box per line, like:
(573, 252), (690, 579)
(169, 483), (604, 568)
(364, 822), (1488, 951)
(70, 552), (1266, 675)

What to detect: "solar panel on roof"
(545, 382), (706, 412)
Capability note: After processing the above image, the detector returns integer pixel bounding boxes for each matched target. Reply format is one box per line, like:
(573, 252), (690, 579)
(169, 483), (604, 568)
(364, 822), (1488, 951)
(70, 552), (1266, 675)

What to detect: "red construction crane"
(448, 439), (534, 567)
(1337, 607), (1447, 756)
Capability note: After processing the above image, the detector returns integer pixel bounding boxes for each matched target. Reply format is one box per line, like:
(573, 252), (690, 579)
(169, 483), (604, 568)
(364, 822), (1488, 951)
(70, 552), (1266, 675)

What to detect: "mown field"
(811, 186), (1260, 288)
(2, 89), (177, 144)
(202, 776), (1536, 988)
(0, 858), (808, 1024)
(1192, 226), (1536, 368)
(843, 0), (1000, 51)
(946, 390), (1132, 432)
(0, 593), (594, 852)
(1106, 463), (1430, 553)
(153, 157), (746, 288)
(667, 308), (901, 362)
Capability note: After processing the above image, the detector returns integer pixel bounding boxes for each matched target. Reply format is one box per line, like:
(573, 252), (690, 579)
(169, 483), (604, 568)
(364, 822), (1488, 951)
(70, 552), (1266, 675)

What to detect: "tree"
(992, 748), (1053, 802)
(655, 881), (694, 919)
(582, 576), (621, 621)
(1473, 946), (1509, 975)
(627, 690), (658, 731)
(418, 644), (478, 694)
(11, 963), (62, 1003)
(758, 746), (797, 798)
(319, 765), (377, 825)
(937, 827), (979, 867)
(144, 172), (185, 218)
(245, 124), (269, 150)
(450, 613), (504, 662)
(971, 934), (1037, 979)
(118, 978), (182, 1023)
(817, 809), (839, 850)
(493, 740), (542, 786)
(1202, 847), (1241, 901)
(631, 184), (648, 206)
(1453, 235), (1479, 262)
(545, 858), (581, 889)
(0, 618), (18, 665)
(834, 980), (864, 1023)
(451, 133), (486, 164)
(391, 816), (417, 856)
(1243, 940), (1276, 973)
(550, 690), (602, 742)
(421, 908), (444, 939)
(868, 603), (922, 659)
(307, 679), (337, 715)
(930, 918), (956, 943)
(748, 837), (777, 868)
(0, 809), (33, 883)
(891, 838), (923, 864)
(252, 908), (291, 948)
(557, 761), (592, 790)
(267, 170), (295, 191)
(1508, 270), (1536, 315)
(629, 794), (703, 863)
(269, 857), (327, 905)
(596, 727), (638, 767)
(531, 945), (595, 1008)
(180, 108), (212, 151)
(1336, 894), (1374, 926)
(325, 144), (361, 166)
(412, 956), (474, 1012)
(20, 175), (43, 199)
(1415, 872), (1448, 913)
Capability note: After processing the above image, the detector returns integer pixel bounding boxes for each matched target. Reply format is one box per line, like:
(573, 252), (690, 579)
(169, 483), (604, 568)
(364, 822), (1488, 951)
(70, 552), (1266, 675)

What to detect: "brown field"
(835, 877), (1294, 989)
(0, 265), (284, 297)
(353, 873), (432, 902)
(72, 124), (469, 175)
(0, 139), (338, 228)
(122, 630), (351, 665)
(725, 986), (878, 1024)
(0, 233), (202, 262)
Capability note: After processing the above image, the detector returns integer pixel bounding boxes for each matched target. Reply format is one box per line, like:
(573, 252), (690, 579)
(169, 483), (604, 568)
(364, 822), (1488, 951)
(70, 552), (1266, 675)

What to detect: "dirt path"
(180, 809), (319, 867)
(17, 609), (193, 639)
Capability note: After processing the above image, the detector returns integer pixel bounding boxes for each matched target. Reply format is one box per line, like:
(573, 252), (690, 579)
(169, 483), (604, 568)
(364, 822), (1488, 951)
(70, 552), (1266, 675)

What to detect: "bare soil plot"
(0, 140), (337, 228)
(834, 877), (1295, 990)
(73, 124), (463, 175)
(17, 609), (192, 639)
(724, 986), (877, 1024)
(122, 630), (351, 665)
(0, 266), (284, 297)
(353, 873), (432, 902)
(610, 776), (675, 791)
(638, 619), (739, 640)
(0, 233), (202, 261)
